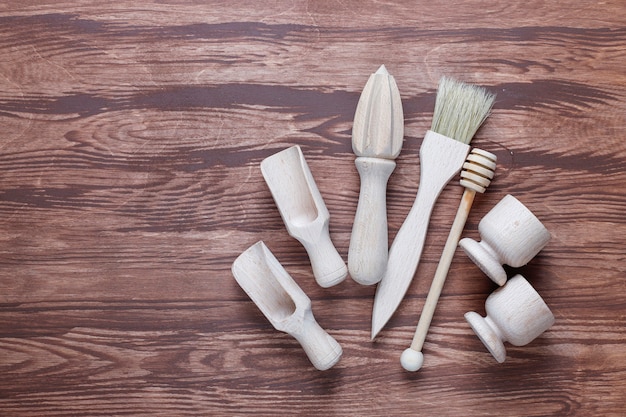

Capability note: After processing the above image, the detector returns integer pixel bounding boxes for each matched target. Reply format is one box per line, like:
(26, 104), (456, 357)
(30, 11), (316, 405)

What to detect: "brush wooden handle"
(388, 132), (470, 271)
(371, 131), (470, 338)
(401, 148), (496, 371)
(348, 156), (396, 285)
(387, 181), (441, 278)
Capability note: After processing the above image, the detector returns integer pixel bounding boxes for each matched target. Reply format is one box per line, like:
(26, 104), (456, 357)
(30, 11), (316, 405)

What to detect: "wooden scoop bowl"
(261, 145), (347, 288)
(232, 241), (343, 370)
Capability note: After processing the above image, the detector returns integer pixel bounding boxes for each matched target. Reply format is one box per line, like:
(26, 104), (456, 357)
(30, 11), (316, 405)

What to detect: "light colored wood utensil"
(459, 194), (551, 285)
(261, 145), (347, 288)
(464, 274), (555, 363)
(232, 241), (343, 370)
(348, 64), (404, 285)
(401, 148), (496, 372)
(371, 77), (495, 338)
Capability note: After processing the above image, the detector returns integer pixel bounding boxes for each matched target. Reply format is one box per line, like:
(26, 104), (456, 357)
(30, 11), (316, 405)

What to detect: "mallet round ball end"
(400, 348), (424, 372)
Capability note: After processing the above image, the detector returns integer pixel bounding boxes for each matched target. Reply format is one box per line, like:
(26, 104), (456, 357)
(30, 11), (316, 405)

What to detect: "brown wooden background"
(1, 1), (625, 416)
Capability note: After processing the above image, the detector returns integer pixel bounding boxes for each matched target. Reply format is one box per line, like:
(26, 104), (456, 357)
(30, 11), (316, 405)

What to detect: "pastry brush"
(371, 77), (495, 338)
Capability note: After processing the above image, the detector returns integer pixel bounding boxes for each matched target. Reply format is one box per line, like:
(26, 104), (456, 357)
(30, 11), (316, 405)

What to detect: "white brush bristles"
(431, 77), (496, 144)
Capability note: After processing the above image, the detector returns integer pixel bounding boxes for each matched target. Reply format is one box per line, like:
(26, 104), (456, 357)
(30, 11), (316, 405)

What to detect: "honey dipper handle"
(411, 189), (476, 352)
(401, 148), (497, 372)
(349, 157), (396, 285)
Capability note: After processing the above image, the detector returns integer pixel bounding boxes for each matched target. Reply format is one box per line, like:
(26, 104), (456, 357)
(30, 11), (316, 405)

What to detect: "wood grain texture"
(1, 1), (625, 415)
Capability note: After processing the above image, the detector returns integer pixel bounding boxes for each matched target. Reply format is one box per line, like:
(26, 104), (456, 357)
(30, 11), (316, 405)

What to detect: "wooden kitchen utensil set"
(231, 66), (555, 371)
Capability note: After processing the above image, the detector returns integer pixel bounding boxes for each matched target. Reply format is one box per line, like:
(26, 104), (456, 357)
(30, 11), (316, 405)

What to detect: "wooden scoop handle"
(298, 223), (348, 288)
(348, 157), (396, 285)
(292, 309), (343, 371)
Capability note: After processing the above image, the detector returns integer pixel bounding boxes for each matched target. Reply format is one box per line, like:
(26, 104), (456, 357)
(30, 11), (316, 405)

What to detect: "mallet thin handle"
(409, 188), (476, 351)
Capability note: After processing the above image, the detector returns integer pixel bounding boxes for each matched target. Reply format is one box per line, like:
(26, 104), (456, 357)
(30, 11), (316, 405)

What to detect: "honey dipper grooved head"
(460, 148), (497, 193)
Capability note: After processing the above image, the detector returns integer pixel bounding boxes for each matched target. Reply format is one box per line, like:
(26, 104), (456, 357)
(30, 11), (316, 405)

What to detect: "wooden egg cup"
(459, 194), (551, 285)
(464, 274), (555, 363)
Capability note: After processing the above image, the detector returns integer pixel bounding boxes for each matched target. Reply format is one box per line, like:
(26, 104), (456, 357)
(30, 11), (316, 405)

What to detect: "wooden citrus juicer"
(261, 145), (347, 288)
(348, 64), (404, 285)
(232, 241), (343, 370)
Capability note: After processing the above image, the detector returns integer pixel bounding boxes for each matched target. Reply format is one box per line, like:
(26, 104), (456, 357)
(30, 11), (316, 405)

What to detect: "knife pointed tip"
(371, 273), (406, 340)
(375, 64), (388, 75)
(371, 326), (380, 340)
(371, 308), (388, 340)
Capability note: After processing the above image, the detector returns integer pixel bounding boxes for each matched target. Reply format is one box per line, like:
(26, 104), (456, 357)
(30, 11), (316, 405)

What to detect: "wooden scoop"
(232, 241), (343, 370)
(261, 145), (347, 288)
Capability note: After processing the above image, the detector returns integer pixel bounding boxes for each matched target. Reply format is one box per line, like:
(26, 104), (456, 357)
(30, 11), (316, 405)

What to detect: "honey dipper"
(401, 148), (497, 371)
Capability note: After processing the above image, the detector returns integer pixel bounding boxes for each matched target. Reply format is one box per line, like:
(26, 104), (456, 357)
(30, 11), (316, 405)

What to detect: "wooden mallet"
(400, 148), (497, 371)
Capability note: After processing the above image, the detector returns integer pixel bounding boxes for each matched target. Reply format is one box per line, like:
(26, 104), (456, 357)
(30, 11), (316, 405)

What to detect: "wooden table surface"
(1, 1), (625, 416)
